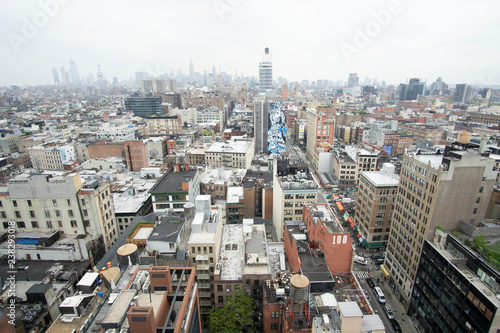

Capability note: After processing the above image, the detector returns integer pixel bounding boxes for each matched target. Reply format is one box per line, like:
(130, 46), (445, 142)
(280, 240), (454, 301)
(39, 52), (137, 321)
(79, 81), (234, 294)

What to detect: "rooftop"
(149, 167), (197, 194)
(218, 225), (245, 281)
(206, 137), (253, 154)
(227, 186), (244, 204)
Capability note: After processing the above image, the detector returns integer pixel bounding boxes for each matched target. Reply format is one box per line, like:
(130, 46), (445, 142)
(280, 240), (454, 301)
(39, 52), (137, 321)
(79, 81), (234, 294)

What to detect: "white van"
(353, 255), (367, 265)
(373, 286), (385, 304)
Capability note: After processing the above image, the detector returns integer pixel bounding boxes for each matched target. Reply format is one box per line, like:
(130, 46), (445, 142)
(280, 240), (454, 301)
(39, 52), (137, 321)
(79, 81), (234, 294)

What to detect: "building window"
(473, 208), (477, 214)
(58, 221), (63, 228)
(27, 200), (32, 207)
(12, 200), (17, 207)
(15, 211), (21, 218)
(67, 199), (71, 206)
(47, 221), (53, 228)
(68, 210), (74, 217)
(271, 311), (279, 318)
(17, 221), (26, 228)
(31, 221), (38, 228)
(271, 323), (280, 330)
(30, 211), (36, 218)
(70, 220), (77, 228)
(52, 199), (57, 206)
(0, 211), (5, 218)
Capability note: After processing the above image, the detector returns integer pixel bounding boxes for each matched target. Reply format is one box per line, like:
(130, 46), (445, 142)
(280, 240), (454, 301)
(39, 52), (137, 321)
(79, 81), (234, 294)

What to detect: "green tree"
(208, 287), (256, 333)
(203, 129), (208, 136)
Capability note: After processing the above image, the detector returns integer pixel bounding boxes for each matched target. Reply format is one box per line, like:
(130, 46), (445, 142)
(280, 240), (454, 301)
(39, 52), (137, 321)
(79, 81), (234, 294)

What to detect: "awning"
(356, 233), (361, 239)
(380, 264), (390, 279)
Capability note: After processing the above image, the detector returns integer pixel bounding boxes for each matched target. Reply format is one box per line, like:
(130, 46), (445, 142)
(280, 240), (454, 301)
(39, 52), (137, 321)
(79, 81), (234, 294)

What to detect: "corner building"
(385, 143), (497, 306)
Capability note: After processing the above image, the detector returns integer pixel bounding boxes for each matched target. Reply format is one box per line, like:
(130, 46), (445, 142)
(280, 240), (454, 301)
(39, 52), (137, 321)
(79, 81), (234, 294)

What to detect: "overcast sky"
(1, 0), (499, 87)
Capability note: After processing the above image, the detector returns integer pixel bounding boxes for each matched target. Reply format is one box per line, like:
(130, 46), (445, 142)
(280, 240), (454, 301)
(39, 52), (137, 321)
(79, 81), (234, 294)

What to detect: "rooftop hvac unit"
(105, 329), (119, 333)
(142, 281), (150, 293)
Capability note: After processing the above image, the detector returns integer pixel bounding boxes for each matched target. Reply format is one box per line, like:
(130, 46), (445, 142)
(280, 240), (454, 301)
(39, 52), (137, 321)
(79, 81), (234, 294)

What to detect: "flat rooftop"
(149, 168), (197, 193)
(219, 225), (245, 281)
(307, 204), (344, 234)
(361, 169), (400, 187)
(413, 153), (443, 169)
(206, 138), (252, 154)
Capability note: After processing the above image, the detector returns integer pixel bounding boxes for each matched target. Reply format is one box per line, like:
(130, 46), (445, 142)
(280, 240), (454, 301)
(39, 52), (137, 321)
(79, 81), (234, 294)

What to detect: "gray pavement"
(370, 268), (418, 333)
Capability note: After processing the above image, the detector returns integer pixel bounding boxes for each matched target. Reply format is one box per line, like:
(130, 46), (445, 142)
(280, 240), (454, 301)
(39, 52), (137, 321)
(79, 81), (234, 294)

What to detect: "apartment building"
(205, 137), (254, 169)
(144, 115), (183, 135)
(0, 171), (118, 250)
(399, 123), (443, 145)
(355, 163), (399, 248)
(385, 142), (497, 306)
(28, 142), (76, 170)
(187, 196), (223, 327)
(272, 158), (319, 240)
(306, 106), (336, 163)
(149, 166), (201, 214)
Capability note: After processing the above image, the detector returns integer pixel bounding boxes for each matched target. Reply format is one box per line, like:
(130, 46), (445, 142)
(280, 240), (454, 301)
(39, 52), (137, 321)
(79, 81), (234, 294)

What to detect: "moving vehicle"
(366, 277), (375, 288)
(371, 253), (385, 260)
(374, 258), (385, 265)
(384, 305), (394, 320)
(391, 319), (402, 333)
(373, 286), (385, 304)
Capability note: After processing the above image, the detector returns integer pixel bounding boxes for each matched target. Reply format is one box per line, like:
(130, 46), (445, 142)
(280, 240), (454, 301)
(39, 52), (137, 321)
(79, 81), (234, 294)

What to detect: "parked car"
(391, 319), (402, 333)
(366, 277), (375, 288)
(374, 258), (385, 265)
(371, 253), (385, 260)
(384, 305), (394, 320)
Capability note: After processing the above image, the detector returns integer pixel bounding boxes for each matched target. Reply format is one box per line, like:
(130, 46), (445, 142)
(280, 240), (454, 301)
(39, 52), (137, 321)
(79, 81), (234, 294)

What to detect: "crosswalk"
(353, 270), (372, 279)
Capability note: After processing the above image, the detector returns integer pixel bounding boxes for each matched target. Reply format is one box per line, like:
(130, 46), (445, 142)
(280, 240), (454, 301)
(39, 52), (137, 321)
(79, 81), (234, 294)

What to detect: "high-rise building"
(348, 73), (359, 87)
(454, 83), (473, 103)
(305, 106), (336, 163)
(52, 68), (60, 85)
(355, 163), (399, 248)
(409, 232), (500, 333)
(385, 143), (497, 306)
(142, 79), (154, 93)
(189, 58), (195, 82)
(259, 47), (273, 93)
(60, 67), (68, 84)
(135, 71), (144, 84)
(68, 59), (81, 86)
(124, 95), (163, 117)
(398, 78), (426, 101)
(154, 79), (165, 93)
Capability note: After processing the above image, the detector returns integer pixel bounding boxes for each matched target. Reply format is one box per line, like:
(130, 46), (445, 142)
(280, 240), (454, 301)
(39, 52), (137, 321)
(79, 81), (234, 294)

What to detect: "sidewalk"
(372, 269), (419, 333)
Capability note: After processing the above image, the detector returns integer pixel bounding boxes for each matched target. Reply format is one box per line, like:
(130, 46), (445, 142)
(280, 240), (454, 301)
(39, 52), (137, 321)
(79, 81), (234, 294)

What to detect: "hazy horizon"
(1, 0), (499, 87)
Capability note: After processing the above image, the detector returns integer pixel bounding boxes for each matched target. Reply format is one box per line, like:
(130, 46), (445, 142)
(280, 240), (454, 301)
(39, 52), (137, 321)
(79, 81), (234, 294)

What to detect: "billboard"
(382, 144), (393, 155)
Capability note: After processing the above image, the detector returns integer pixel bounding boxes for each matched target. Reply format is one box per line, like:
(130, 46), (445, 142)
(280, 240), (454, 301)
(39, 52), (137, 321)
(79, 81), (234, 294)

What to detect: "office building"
(409, 232), (500, 333)
(205, 136), (254, 169)
(28, 142), (76, 171)
(52, 68), (60, 85)
(259, 47), (273, 92)
(144, 115), (183, 135)
(399, 78), (426, 101)
(385, 143), (497, 306)
(125, 95), (163, 117)
(142, 79), (154, 93)
(454, 83), (473, 104)
(348, 73), (359, 87)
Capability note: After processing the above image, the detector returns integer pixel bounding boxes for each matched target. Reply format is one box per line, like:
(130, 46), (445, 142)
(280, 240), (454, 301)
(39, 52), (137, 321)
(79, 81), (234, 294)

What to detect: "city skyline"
(1, 0), (499, 86)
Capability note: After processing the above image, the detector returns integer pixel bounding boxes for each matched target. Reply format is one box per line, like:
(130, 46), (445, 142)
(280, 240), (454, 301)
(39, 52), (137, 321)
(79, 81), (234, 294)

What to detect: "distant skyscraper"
(398, 78), (425, 101)
(135, 72), (144, 84)
(189, 58), (195, 82)
(68, 60), (81, 86)
(112, 77), (119, 85)
(348, 73), (359, 87)
(259, 47), (273, 93)
(142, 79), (154, 93)
(87, 73), (95, 86)
(60, 67), (68, 84)
(52, 68), (60, 85)
(454, 83), (473, 103)
(154, 79), (165, 93)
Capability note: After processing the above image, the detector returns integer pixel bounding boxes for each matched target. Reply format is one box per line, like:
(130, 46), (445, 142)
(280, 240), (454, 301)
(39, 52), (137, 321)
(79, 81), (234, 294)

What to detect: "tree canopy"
(208, 287), (256, 333)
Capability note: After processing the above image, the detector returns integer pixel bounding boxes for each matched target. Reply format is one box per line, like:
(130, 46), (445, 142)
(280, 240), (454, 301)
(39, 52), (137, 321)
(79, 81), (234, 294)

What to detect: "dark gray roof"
(149, 168), (197, 194)
(25, 283), (51, 295)
(149, 216), (184, 243)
